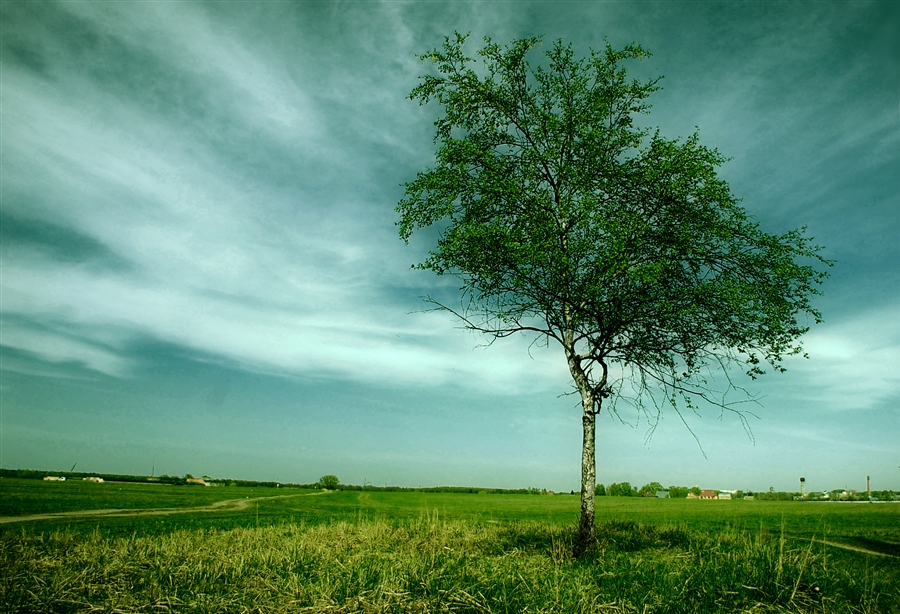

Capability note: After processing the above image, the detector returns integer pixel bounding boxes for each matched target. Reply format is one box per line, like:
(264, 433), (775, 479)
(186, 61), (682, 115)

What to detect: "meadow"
(1, 478), (898, 613)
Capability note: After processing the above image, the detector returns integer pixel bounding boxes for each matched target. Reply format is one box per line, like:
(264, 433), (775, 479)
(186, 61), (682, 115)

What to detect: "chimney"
(867, 475), (871, 499)
(799, 477), (805, 497)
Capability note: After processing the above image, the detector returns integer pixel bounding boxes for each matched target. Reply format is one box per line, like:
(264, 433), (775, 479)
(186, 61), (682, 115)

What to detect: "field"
(1, 478), (898, 613)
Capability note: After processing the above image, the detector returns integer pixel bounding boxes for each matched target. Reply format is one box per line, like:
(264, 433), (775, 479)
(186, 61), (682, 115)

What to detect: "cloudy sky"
(1, 1), (897, 493)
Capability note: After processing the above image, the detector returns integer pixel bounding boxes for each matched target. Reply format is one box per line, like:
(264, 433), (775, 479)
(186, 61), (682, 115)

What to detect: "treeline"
(0, 468), (299, 489)
(597, 481), (747, 499)
(0, 469), (546, 495)
(595, 481), (900, 502)
(336, 484), (549, 495)
(10, 468), (889, 500)
(596, 482), (703, 498)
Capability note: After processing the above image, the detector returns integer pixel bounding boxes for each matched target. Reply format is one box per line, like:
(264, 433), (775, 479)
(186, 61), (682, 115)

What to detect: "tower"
(799, 476), (805, 497)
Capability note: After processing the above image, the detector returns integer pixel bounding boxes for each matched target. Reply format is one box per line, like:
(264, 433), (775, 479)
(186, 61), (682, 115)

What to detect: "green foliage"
(668, 485), (690, 498)
(639, 481), (665, 496)
(595, 483), (606, 496)
(606, 482), (636, 497)
(755, 490), (799, 501)
(400, 32), (832, 556)
(399, 32), (830, 424)
(317, 474), (341, 490)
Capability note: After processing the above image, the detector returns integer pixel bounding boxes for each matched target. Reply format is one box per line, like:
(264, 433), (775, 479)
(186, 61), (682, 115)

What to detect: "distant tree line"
(0, 469), (554, 495)
(597, 482), (899, 501)
(0, 468), (297, 489)
(598, 482), (742, 499)
(337, 485), (552, 495)
(6, 469), (892, 500)
(319, 475), (553, 495)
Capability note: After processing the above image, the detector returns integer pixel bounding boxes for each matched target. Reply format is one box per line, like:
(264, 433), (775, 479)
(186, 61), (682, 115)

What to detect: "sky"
(1, 1), (898, 494)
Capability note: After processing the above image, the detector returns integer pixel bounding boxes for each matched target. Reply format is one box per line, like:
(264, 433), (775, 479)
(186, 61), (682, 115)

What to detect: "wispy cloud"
(0, 314), (134, 378)
(782, 304), (900, 411)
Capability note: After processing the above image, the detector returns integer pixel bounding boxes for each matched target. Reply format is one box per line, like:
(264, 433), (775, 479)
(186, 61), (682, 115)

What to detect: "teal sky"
(1, 1), (897, 493)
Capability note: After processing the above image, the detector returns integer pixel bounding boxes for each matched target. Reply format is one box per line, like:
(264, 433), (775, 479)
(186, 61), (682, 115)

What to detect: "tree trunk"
(573, 389), (596, 558)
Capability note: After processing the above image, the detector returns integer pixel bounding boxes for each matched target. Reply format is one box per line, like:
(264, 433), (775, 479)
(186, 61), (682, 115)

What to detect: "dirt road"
(815, 538), (899, 558)
(0, 491), (325, 525)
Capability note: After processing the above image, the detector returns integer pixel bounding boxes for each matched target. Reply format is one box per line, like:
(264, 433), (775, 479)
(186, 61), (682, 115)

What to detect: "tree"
(317, 474), (340, 490)
(639, 481), (664, 496)
(398, 34), (830, 556)
(607, 481), (636, 497)
(667, 486), (689, 499)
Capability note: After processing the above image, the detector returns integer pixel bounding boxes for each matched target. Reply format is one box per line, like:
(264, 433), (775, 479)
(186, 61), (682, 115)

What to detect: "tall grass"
(2, 517), (896, 613)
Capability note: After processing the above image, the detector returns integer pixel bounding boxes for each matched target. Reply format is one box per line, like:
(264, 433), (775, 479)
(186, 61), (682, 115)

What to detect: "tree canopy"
(317, 474), (340, 490)
(398, 33), (830, 555)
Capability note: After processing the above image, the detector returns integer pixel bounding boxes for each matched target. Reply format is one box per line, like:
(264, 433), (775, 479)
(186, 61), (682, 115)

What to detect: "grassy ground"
(0, 478), (301, 516)
(1, 480), (898, 613)
(2, 518), (898, 613)
(5, 479), (897, 541)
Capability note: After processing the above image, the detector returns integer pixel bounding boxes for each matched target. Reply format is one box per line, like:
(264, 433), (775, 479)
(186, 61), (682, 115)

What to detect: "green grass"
(3, 479), (898, 547)
(2, 518), (898, 613)
(263, 490), (899, 535)
(2, 480), (898, 612)
(0, 477), (304, 516)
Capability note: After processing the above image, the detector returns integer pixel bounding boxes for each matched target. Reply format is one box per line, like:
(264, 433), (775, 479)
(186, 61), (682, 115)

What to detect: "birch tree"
(397, 34), (830, 556)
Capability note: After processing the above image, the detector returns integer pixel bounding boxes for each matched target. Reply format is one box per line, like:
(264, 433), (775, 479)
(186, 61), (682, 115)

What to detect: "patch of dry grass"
(1, 518), (896, 613)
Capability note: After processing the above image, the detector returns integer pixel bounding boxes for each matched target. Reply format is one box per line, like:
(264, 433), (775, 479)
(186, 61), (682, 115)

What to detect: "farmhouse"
(83, 476), (104, 483)
(43, 476), (65, 481)
(699, 490), (718, 499)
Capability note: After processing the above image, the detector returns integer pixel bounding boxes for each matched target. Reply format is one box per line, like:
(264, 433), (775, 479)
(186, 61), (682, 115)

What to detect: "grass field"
(0, 477), (298, 516)
(1, 478), (898, 613)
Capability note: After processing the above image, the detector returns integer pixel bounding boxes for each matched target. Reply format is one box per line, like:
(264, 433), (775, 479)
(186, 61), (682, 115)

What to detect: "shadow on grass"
(492, 521), (572, 553)
(593, 520), (692, 552)
(490, 519), (694, 559)
(838, 537), (900, 558)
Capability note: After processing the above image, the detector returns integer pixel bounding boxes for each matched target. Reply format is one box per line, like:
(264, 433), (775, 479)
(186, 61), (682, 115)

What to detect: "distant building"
(83, 476), (104, 483)
(186, 477), (209, 486)
(699, 490), (718, 499)
(718, 492), (732, 500)
(43, 476), (65, 481)
(687, 492), (699, 499)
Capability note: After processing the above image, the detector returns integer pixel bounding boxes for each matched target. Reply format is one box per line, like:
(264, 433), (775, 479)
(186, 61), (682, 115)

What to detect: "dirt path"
(815, 538), (899, 558)
(0, 491), (327, 525)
